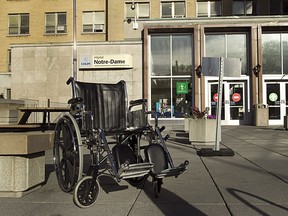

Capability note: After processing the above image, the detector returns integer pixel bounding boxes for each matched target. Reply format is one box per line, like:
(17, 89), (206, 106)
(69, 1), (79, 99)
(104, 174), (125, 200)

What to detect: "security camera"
(131, 1), (135, 10)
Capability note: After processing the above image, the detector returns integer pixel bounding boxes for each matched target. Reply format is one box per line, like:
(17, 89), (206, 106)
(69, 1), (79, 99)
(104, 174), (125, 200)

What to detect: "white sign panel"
(79, 54), (133, 69)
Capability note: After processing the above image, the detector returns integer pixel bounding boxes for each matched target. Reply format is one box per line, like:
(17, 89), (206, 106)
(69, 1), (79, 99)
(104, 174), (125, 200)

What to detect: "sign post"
(198, 57), (241, 156)
(214, 57), (224, 151)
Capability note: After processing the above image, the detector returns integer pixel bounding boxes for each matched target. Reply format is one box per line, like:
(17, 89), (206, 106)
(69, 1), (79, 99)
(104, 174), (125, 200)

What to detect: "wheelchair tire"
(73, 176), (100, 208)
(53, 114), (83, 192)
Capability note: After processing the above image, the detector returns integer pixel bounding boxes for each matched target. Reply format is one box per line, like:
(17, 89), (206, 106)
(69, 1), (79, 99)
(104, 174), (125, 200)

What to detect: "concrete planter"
(188, 119), (216, 144)
(184, 118), (190, 132)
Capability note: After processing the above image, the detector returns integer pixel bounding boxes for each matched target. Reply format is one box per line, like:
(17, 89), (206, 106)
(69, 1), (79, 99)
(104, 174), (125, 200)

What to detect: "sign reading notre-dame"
(79, 54), (133, 69)
(176, 82), (188, 94)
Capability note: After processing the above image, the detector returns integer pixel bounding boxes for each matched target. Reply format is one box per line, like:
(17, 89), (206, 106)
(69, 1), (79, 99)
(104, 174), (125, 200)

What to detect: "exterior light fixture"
(253, 64), (261, 77)
(195, 65), (202, 78)
(131, 0), (138, 30)
(131, 1), (136, 10)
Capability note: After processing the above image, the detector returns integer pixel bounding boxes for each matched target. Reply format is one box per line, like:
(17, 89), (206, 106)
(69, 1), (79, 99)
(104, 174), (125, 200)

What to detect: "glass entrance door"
(264, 82), (288, 125)
(209, 81), (247, 125)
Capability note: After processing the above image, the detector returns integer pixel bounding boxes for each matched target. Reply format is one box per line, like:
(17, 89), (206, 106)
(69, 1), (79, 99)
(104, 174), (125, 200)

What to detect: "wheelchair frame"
(53, 77), (188, 208)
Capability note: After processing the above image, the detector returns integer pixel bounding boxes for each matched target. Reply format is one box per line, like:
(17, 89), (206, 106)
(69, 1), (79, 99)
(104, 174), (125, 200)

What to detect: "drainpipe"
(73, 0), (77, 80)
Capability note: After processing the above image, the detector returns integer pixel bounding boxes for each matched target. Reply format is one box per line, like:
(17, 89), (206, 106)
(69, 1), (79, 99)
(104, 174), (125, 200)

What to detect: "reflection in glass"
(151, 36), (170, 76)
(172, 79), (192, 118)
(229, 84), (244, 120)
(151, 79), (171, 118)
(151, 78), (192, 118)
(227, 34), (247, 74)
(283, 34), (288, 74)
(267, 83), (281, 119)
(262, 34), (281, 74)
(205, 35), (225, 57)
(205, 33), (247, 75)
(172, 35), (193, 76)
(210, 84), (225, 120)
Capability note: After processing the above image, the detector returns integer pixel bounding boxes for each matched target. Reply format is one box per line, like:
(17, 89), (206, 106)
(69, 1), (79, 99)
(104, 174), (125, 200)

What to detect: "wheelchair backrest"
(74, 80), (128, 132)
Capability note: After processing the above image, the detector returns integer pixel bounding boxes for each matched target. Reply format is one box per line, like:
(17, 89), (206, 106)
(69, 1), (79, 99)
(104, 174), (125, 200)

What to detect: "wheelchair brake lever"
(159, 126), (165, 132)
(164, 134), (170, 141)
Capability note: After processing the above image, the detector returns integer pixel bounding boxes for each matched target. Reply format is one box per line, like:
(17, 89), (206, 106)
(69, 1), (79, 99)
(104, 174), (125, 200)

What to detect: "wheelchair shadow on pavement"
(98, 175), (129, 194)
(226, 188), (288, 215)
(45, 164), (55, 184)
(142, 179), (208, 216)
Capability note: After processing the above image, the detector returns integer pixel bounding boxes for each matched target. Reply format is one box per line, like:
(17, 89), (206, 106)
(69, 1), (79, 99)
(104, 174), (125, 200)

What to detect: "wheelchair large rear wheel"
(53, 114), (83, 192)
(73, 176), (100, 208)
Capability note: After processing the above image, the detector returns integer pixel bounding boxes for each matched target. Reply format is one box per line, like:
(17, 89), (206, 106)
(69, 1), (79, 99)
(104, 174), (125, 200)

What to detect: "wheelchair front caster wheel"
(153, 179), (162, 198)
(73, 176), (100, 208)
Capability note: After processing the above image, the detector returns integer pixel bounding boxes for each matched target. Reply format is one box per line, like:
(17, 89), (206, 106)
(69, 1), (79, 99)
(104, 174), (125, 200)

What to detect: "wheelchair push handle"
(66, 77), (77, 98)
(66, 77), (74, 85)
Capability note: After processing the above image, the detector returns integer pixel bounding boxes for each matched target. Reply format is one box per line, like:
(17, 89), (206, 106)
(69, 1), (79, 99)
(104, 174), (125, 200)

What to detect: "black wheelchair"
(53, 77), (189, 208)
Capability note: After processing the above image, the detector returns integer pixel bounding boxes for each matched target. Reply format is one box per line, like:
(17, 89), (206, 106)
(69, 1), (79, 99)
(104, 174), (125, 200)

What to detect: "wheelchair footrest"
(155, 161), (189, 179)
(118, 162), (153, 179)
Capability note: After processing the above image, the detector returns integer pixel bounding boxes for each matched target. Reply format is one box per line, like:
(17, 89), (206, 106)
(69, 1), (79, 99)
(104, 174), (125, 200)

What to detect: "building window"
(6, 89), (11, 100)
(262, 33), (288, 74)
(150, 34), (193, 118)
(269, 0), (288, 15)
(233, 0), (256, 16)
(205, 33), (248, 75)
(161, 1), (185, 18)
(45, 12), (67, 34)
(125, 2), (150, 19)
(197, 1), (221, 17)
(8, 49), (11, 72)
(8, 13), (29, 35)
(82, 11), (105, 33)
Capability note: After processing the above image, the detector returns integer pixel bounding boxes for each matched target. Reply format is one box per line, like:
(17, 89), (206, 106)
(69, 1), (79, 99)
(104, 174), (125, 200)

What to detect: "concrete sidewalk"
(0, 125), (288, 216)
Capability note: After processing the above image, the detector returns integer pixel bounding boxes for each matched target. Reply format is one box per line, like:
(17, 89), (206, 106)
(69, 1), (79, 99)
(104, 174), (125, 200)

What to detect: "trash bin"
(253, 104), (268, 126)
(284, 116), (288, 130)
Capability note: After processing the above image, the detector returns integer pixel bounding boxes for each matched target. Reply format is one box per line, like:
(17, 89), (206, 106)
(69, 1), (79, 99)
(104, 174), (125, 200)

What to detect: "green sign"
(176, 82), (188, 94)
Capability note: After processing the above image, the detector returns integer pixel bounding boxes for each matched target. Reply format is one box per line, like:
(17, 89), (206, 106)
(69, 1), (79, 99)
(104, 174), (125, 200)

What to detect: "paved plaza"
(0, 125), (288, 216)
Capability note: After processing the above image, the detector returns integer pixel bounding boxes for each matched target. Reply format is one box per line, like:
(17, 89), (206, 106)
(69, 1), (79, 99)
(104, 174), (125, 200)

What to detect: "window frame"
(8, 49), (11, 72)
(160, 1), (186, 18)
(45, 12), (67, 34)
(149, 33), (194, 119)
(82, 11), (105, 33)
(125, 2), (150, 19)
(269, 0), (288, 15)
(197, 1), (222, 17)
(8, 13), (29, 35)
(232, 0), (256, 16)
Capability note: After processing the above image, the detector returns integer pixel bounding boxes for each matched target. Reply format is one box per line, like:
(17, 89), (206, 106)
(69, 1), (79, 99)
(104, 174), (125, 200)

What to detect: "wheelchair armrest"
(129, 99), (147, 110)
(68, 97), (83, 105)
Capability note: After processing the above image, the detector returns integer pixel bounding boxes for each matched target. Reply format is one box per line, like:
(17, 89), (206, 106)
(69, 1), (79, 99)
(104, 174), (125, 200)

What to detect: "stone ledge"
(0, 131), (54, 197)
(0, 131), (54, 155)
(0, 152), (45, 194)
